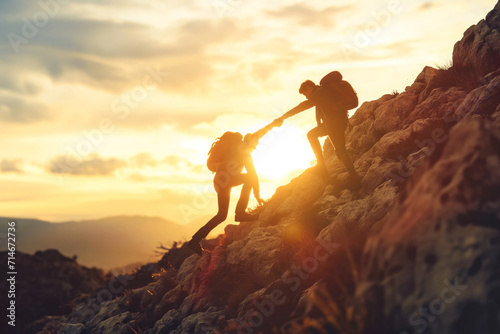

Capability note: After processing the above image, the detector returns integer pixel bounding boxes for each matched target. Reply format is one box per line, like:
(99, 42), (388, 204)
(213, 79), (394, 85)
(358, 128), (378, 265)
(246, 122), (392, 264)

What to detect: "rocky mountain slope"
(28, 2), (500, 333)
(0, 250), (105, 334)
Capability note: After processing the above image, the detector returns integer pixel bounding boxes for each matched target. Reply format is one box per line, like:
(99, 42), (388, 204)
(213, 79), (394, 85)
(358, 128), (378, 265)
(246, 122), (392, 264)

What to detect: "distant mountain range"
(0, 215), (199, 270)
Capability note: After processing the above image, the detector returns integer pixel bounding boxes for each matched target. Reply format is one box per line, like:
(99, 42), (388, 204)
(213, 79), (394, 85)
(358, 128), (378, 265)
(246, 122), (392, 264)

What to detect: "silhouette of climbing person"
(187, 120), (280, 256)
(274, 74), (361, 186)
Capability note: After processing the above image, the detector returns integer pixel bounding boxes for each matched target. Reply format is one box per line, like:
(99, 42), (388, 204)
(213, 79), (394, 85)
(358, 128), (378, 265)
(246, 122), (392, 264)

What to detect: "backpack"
(320, 71), (359, 110)
(206, 131), (243, 172)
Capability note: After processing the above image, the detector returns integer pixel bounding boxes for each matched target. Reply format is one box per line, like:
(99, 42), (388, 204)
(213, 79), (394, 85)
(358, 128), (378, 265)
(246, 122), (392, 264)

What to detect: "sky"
(0, 0), (497, 226)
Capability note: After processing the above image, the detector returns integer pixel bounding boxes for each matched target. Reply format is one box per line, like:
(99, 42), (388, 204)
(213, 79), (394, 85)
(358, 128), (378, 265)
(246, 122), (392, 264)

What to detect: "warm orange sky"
(0, 0), (496, 224)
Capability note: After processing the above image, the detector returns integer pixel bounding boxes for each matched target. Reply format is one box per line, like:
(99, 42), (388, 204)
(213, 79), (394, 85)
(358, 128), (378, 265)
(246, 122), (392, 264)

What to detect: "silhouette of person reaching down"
(187, 120), (280, 256)
(275, 74), (361, 186)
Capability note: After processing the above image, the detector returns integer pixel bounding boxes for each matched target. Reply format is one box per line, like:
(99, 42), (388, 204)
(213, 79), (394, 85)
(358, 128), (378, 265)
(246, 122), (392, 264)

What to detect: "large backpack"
(206, 131), (243, 172)
(320, 71), (359, 110)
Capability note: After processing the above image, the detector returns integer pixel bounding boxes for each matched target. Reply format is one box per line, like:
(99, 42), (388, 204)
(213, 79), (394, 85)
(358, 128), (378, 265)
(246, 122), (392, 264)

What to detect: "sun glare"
(252, 126), (317, 181)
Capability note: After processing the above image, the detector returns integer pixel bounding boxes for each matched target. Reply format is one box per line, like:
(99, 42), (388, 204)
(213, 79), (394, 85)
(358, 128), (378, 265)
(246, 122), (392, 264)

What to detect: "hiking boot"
(235, 212), (259, 222)
(187, 239), (202, 256)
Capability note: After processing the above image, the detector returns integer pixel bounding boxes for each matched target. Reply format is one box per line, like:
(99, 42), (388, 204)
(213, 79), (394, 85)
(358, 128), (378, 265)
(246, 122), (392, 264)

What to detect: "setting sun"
(252, 125), (316, 181)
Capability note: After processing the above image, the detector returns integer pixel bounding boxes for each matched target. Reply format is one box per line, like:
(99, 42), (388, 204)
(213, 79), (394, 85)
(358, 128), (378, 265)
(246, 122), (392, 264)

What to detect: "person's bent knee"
(307, 129), (319, 141)
(215, 211), (228, 222)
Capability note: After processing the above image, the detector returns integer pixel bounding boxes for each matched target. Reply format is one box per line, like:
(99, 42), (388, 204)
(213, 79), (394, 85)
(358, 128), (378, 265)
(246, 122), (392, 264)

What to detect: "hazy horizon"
(1, 0), (496, 225)
(0, 215), (202, 269)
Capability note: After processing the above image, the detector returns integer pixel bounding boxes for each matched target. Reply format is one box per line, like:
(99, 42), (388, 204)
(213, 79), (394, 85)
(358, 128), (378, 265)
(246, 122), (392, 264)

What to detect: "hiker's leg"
(307, 126), (328, 167)
(191, 188), (231, 241)
(234, 174), (255, 215)
(327, 123), (356, 174)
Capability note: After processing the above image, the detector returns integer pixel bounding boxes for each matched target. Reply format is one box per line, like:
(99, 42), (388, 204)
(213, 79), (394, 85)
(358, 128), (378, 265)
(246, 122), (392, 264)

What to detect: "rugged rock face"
(31, 2), (500, 334)
(453, 2), (500, 81)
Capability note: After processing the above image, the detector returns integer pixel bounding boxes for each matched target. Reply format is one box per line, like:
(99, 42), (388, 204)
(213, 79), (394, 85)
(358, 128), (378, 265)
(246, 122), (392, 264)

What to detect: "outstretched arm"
(277, 99), (315, 122)
(248, 119), (280, 142)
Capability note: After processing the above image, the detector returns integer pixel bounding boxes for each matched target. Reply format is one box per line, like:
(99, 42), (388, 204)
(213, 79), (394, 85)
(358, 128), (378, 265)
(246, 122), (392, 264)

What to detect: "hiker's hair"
(299, 80), (316, 94)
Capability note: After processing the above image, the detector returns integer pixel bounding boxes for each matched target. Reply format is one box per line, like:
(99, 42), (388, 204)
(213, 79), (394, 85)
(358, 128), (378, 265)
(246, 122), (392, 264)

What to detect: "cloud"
(0, 1), (40, 20)
(156, 57), (214, 94)
(177, 18), (252, 45)
(40, 19), (169, 59)
(418, 2), (438, 11)
(189, 164), (207, 175)
(48, 154), (126, 176)
(0, 95), (50, 123)
(0, 159), (23, 173)
(51, 152), (198, 178)
(164, 155), (193, 167)
(267, 4), (353, 28)
(1, 16), (167, 58)
(129, 152), (194, 169)
(250, 57), (297, 83)
(331, 36), (419, 63)
(151, 18), (254, 94)
(0, 15), (254, 95)
(115, 109), (224, 131)
(0, 17), (193, 93)
(129, 152), (157, 168)
(382, 40), (416, 56)
(0, 48), (130, 94)
(1, 15), (248, 60)
(0, 71), (42, 95)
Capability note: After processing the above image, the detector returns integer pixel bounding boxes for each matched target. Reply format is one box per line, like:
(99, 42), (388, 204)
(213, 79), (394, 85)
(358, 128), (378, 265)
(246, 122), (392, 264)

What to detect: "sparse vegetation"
(436, 59), (453, 71)
(435, 59), (484, 92)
